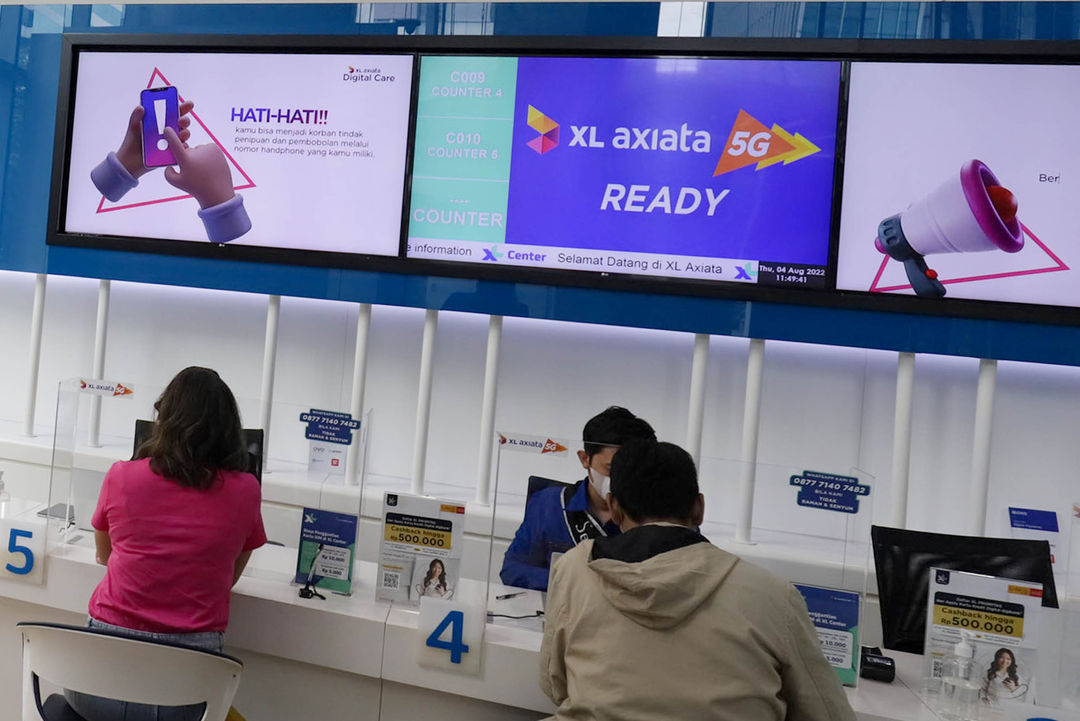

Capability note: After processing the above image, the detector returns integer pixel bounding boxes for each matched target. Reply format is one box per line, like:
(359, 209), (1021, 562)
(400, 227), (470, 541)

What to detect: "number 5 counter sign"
(376, 492), (465, 606)
(0, 514), (45, 585)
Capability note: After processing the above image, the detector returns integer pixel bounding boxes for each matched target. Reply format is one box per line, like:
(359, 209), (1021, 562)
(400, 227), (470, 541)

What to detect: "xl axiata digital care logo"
(521, 104), (822, 218)
(343, 64), (399, 84)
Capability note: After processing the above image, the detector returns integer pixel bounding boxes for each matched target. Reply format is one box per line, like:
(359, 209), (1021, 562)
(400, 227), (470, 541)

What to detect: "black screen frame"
(48, 35), (422, 275)
(47, 34), (1080, 328)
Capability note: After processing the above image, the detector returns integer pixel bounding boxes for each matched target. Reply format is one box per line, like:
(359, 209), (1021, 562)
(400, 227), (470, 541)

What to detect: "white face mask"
(588, 467), (611, 498)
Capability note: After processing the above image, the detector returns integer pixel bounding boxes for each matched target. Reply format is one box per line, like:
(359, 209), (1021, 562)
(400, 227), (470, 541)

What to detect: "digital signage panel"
(58, 50), (414, 257)
(837, 62), (1080, 308)
(407, 55), (842, 290)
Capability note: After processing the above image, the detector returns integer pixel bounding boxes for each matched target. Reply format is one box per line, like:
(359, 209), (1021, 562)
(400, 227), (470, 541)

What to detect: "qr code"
(382, 571), (400, 589)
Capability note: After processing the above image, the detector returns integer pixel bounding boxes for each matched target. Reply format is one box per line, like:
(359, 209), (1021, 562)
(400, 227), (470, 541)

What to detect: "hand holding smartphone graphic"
(114, 95), (194, 180)
(90, 97), (191, 202)
(90, 87), (252, 243)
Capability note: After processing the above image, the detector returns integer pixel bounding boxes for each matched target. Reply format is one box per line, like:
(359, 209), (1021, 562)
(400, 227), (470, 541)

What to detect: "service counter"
(0, 518), (1078, 721)
(3, 426), (1075, 721)
(0, 535), (552, 721)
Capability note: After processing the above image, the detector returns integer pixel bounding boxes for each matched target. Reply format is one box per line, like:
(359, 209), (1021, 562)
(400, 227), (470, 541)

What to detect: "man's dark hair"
(582, 406), (656, 458)
(610, 440), (699, 522)
(134, 366), (249, 490)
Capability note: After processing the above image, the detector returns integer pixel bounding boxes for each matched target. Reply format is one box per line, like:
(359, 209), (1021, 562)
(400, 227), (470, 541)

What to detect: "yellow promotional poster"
(376, 492), (465, 606)
(924, 568), (1044, 711)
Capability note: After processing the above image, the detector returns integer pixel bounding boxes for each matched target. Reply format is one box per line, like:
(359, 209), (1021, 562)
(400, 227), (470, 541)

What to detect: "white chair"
(18, 622), (242, 721)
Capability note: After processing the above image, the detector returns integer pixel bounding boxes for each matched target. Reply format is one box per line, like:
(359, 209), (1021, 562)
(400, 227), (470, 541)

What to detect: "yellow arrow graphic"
(755, 124), (821, 170)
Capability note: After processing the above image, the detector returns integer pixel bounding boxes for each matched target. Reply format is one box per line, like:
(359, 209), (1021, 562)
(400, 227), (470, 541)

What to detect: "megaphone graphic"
(875, 159), (1023, 298)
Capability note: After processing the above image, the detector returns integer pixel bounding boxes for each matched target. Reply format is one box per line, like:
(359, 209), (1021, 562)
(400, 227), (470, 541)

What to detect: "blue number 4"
(7, 528), (34, 575)
(426, 610), (469, 664)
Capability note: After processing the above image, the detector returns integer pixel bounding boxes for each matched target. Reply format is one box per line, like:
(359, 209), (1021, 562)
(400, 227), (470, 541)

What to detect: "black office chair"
(527, 475), (572, 500)
(134, 419), (264, 483)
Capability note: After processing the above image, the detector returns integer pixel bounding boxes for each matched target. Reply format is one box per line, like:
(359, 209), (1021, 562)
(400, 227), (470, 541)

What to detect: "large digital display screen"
(837, 62), (1080, 308)
(407, 55), (841, 289)
(61, 50), (414, 256)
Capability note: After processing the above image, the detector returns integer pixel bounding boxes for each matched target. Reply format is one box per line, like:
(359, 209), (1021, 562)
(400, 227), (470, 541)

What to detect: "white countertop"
(7, 516), (1080, 720)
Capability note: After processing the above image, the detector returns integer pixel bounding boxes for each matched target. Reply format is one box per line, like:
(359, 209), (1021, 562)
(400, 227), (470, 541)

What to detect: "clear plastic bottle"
(941, 631), (981, 720)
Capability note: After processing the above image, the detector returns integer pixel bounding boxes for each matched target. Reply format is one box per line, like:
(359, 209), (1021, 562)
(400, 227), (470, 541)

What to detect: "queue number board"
(407, 56), (518, 247)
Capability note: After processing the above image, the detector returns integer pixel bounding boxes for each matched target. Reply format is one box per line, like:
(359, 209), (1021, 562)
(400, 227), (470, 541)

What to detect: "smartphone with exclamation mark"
(139, 86), (180, 167)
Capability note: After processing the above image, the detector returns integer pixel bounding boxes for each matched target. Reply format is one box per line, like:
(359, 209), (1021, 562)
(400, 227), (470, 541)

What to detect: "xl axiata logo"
(343, 65), (398, 84)
(526, 105), (559, 154)
(482, 246), (503, 262)
(734, 264), (757, 281)
(549, 107), (822, 218)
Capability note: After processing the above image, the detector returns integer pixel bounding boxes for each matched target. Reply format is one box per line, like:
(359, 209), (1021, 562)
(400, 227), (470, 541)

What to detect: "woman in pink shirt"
(66, 366), (266, 721)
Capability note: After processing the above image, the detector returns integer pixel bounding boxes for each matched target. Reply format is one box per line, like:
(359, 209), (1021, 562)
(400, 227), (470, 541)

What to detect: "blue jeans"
(63, 618), (225, 721)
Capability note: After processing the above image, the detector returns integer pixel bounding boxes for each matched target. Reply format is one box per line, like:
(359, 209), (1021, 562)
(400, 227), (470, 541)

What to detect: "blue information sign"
(789, 470), (870, 515)
(299, 409), (359, 445)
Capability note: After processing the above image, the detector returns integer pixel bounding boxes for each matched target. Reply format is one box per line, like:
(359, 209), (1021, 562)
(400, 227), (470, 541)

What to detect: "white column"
(411, 309), (439, 496)
(345, 303), (373, 487)
(657, 1), (707, 36)
(890, 352), (916, 528)
(968, 358), (997, 536)
(23, 274), (47, 437)
(259, 295), (281, 469)
(475, 316), (503, 505)
(735, 338), (765, 544)
(686, 333), (709, 466)
(87, 279), (111, 448)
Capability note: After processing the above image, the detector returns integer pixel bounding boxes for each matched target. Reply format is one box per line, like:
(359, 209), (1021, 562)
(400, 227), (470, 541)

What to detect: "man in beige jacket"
(540, 439), (856, 721)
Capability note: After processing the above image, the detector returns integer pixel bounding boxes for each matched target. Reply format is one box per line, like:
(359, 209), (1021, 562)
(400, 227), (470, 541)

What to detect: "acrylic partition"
(98, 385), (373, 554)
(197, 392), (373, 572)
(380, 455), (498, 686)
(46, 377), (141, 557)
(697, 455), (875, 592)
(1070, 504), (1080, 602)
(696, 455), (875, 688)
(486, 431), (584, 628)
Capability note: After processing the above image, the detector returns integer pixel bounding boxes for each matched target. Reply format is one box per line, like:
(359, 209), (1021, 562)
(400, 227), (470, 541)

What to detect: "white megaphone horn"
(875, 159), (1023, 298)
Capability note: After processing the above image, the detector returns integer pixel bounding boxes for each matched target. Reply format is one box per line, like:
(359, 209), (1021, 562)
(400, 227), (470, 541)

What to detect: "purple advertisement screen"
(504, 57), (840, 266)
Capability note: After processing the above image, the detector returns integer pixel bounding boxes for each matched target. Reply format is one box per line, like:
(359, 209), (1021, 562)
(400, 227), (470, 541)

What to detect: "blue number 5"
(425, 610), (469, 664)
(6, 528), (34, 575)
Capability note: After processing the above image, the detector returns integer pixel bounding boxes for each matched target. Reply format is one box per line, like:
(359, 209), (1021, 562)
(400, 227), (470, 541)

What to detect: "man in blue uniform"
(499, 407), (656, 590)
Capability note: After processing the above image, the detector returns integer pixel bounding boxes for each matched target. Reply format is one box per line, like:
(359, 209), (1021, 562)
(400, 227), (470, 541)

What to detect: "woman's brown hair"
(134, 366), (249, 489)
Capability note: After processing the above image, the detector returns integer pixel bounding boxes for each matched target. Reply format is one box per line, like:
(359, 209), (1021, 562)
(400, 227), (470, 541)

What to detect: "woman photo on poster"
(415, 558), (453, 599)
(981, 648), (1031, 705)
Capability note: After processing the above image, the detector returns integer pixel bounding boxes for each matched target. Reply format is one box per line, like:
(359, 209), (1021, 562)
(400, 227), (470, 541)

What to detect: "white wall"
(1, 268), (1078, 558)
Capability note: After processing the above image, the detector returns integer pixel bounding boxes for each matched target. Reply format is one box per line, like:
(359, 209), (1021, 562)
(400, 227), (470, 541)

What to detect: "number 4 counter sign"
(376, 492), (465, 606)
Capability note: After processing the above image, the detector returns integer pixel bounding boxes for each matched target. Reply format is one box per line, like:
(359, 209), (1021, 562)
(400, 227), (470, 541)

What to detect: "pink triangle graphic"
(868, 223), (1069, 293)
(95, 68), (256, 214)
